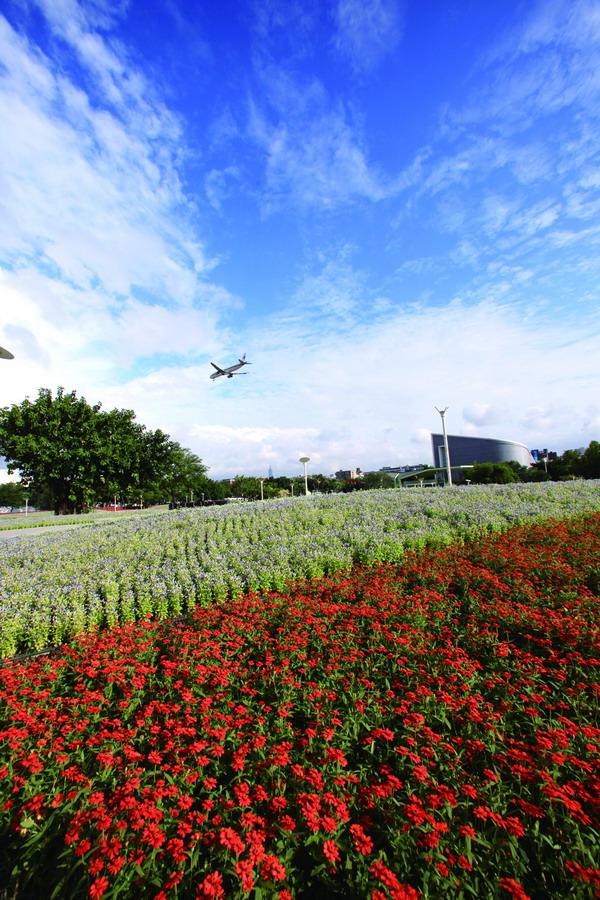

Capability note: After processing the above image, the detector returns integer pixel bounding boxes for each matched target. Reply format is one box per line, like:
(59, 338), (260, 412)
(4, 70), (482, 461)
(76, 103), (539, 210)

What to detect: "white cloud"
(333, 0), (404, 72)
(247, 66), (388, 210)
(0, 12), (208, 300)
(463, 404), (508, 427)
(90, 286), (600, 478)
(2, 0), (600, 485)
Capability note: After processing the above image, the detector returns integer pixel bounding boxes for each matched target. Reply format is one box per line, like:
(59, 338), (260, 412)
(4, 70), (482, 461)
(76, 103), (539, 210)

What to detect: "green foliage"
(503, 460), (531, 480)
(361, 472), (395, 490)
(581, 440), (600, 479)
(145, 446), (208, 505)
(0, 481), (26, 509)
(541, 444), (600, 481)
(464, 462), (518, 484)
(0, 388), (203, 515)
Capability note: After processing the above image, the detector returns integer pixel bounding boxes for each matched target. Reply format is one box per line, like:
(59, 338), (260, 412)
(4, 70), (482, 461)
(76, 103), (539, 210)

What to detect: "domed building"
(431, 434), (534, 469)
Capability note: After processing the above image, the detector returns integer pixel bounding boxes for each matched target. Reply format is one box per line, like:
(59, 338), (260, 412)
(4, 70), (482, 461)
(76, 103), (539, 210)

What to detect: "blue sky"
(1, 0), (600, 480)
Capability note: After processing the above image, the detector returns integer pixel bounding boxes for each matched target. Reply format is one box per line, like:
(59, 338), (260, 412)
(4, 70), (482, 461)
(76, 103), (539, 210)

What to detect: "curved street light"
(0, 346), (14, 360)
(299, 457), (310, 496)
(435, 406), (452, 486)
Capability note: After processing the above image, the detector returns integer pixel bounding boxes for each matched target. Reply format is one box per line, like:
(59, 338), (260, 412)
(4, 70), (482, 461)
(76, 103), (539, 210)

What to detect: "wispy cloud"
(333, 0), (404, 73)
(0, 5), (237, 409)
(1, 0), (599, 482)
(247, 67), (387, 210)
(0, 12), (207, 298)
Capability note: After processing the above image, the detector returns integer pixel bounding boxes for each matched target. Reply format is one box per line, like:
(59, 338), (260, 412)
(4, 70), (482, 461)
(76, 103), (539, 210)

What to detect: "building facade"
(431, 434), (535, 469)
(335, 468), (364, 481)
(380, 464), (428, 474)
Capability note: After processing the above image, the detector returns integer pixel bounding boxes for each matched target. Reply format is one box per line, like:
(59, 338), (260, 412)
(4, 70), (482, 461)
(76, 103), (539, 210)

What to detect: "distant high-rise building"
(268, 465), (273, 478)
(531, 449), (557, 462)
(335, 468), (364, 481)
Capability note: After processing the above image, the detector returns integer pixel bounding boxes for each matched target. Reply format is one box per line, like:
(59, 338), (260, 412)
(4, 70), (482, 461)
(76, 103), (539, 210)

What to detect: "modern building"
(431, 434), (535, 469)
(531, 449), (558, 462)
(380, 464), (428, 474)
(335, 468), (364, 481)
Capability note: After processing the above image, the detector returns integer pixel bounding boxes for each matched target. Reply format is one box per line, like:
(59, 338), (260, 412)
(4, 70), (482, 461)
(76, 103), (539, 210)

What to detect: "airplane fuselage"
(210, 355), (251, 380)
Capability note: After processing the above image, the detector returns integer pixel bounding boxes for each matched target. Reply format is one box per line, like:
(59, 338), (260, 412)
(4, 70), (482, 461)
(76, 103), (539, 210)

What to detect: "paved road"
(0, 523), (93, 541)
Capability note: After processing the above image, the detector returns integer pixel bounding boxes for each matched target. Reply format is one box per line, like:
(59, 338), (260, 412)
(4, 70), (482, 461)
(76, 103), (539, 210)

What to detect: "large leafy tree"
(150, 446), (209, 506)
(580, 440), (600, 479)
(0, 482), (26, 510)
(465, 462), (518, 484)
(0, 388), (191, 514)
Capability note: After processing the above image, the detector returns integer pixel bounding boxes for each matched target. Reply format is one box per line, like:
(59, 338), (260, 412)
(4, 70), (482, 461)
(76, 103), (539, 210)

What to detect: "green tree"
(229, 476), (262, 500)
(580, 441), (600, 479)
(503, 460), (529, 481)
(0, 482), (26, 510)
(0, 387), (193, 514)
(543, 449), (580, 481)
(361, 472), (395, 490)
(305, 473), (341, 494)
(156, 446), (209, 506)
(465, 462), (518, 484)
(0, 387), (104, 514)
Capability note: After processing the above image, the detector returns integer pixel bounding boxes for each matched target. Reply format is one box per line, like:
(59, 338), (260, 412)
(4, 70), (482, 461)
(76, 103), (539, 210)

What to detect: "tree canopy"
(0, 482), (26, 510)
(0, 388), (195, 514)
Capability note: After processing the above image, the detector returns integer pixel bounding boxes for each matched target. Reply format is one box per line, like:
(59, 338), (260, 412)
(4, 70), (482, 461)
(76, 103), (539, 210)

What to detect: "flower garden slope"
(1, 482), (599, 657)
(1, 515), (600, 898)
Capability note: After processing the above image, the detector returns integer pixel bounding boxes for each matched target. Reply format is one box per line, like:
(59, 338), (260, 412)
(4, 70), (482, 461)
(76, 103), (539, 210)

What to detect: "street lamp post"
(259, 478), (265, 501)
(435, 406), (452, 486)
(299, 457), (310, 496)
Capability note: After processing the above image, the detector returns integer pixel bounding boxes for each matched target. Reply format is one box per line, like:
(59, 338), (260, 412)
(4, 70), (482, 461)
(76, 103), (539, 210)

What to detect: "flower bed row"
(2, 481), (600, 657)
(1, 515), (600, 898)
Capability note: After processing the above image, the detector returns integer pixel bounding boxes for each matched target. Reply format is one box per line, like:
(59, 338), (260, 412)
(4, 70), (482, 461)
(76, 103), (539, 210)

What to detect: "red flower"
(279, 815), (296, 832)
(325, 746), (348, 767)
(89, 876), (110, 899)
(164, 870), (184, 890)
(260, 854), (286, 882)
(323, 839), (340, 866)
(499, 877), (532, 899)
(219, 827), (245, 855)
(235, 858), (254, 892)
(196, 871), (225, 899)
(349, 823), (373, 855)
(565, 861), (600, 888)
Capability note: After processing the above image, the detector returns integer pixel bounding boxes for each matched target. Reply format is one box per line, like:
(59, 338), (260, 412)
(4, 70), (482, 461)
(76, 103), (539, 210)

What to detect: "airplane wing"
(211, 363), (227, 375)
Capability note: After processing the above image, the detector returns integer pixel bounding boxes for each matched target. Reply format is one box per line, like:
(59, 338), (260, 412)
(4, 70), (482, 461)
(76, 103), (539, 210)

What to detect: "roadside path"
(0, 523), (92, 541)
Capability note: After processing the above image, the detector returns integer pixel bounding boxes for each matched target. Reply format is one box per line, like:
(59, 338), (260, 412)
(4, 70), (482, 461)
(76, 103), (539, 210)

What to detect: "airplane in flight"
(210, 353), (251, 380)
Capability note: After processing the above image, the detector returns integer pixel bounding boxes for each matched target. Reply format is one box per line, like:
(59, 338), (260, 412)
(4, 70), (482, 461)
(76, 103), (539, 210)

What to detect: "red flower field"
(1, 515), (600, 898)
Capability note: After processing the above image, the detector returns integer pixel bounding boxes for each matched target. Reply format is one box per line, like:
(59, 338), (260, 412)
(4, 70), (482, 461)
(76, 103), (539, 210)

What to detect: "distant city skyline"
(1, 0), (599, 478)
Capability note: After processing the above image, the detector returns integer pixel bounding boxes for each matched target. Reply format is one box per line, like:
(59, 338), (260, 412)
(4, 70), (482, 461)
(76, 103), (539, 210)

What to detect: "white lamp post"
(299, 457), (310, 496)
(259, 478), (265, 501)
(435, 407), (452, 486)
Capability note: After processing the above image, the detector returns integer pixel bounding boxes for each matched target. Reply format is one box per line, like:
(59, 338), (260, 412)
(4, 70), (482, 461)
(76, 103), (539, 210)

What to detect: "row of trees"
(0, 388), (209, 514)
(0, 388), (404, 512)
(1, 388), (599, 512)
(456, 442), (600, 484)
(223, 472), (397, 501)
